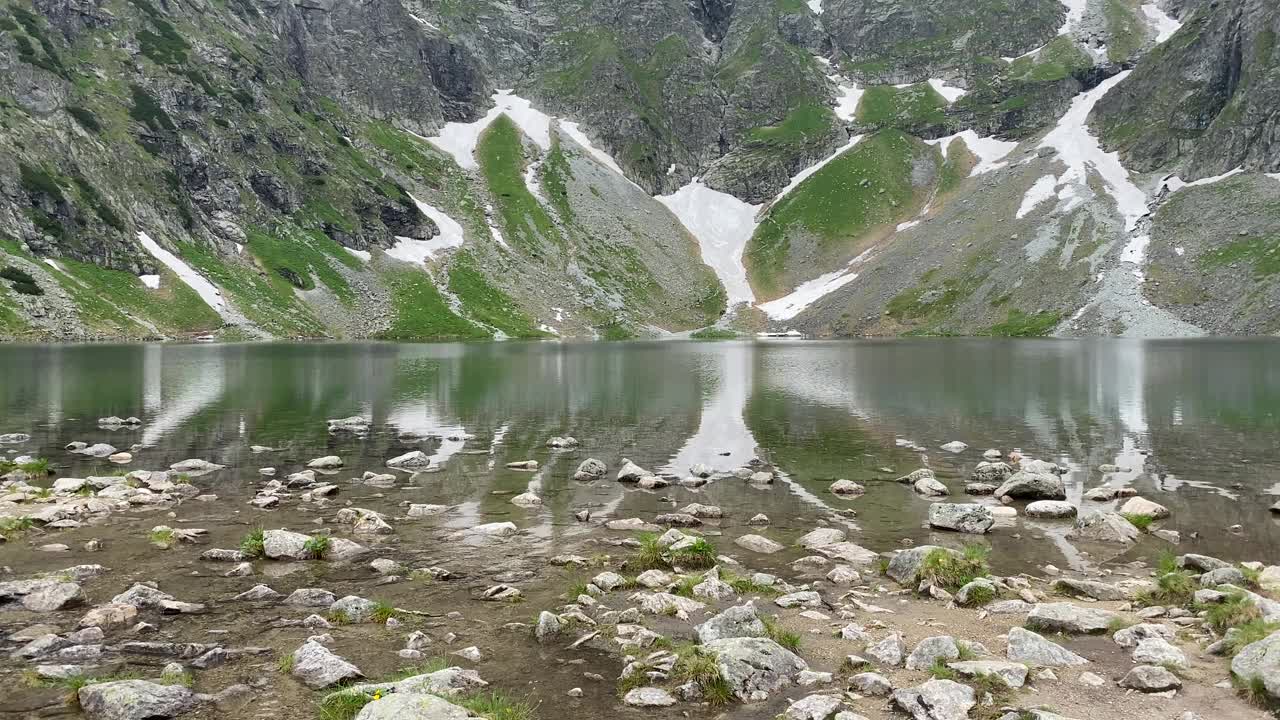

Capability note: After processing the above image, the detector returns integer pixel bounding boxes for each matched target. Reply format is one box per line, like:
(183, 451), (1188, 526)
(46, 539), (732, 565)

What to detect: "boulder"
(735, 534), (784, 554)
(1026, 603), (1120, 635)
(284, 588), (336, 607)
(1052, 578), (1134, 601)
(784, 694), (842, 720)
(290, 640), (363, 688)
(1067, 512), (1139, 544)
(994, 471), (1064, 500)
(1201, 567), (1246, 587)
(927, 504), (994, 534)
(955, 578), (998, 606)
(705, 637), (808, 701)
(534, 612), (562, 642)
(849, 672), (892, 696)
(354, 693), (469, 720)
(947, 660), (1028, 688)
(830, 480), (864, 496)
(797, 528), (845, 549)
(885, 546), (955, 585)
(775, 591), (821, 608)
(573, 456), (606, 479)
(892, 679), (975, 720)
(913, 477), (949, 496)
(1118, 665), (1181, 692)
(1133, 638), (1187, 669)
(1025, 501), (1077, 519)
(78, 680), (195, 720)
(1118, 496), (1169, 519)
(616, 459), (648, 482)
(331, 596), (378, 623)
(865, 633), (906, 667)
(1113, 623), (1175, 648)
(1231, 630), (1280, 701)
(1176, 554), (1231, 572)
(307, 456), (343, 469)
(1005, 628), (1088, 666)
(262, 530), (311, 560)
(386, 451), (431, 470)
(697, 603), (765, 644)
(971, 462), (1013, 484)
(622, 687), (676, 707)
(905, 636), (960, 671)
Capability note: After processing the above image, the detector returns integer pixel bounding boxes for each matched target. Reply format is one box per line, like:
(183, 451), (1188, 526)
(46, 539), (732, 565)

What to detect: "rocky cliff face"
(1, 0), (1277, 341)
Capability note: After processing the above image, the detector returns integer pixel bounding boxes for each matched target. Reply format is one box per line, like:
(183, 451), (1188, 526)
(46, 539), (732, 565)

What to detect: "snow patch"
(775, 135), (864, 203)
(1174, 246), (1184, 256)
(523, 159), (546, 204)
(137, 231), (230, 319)
(428, 90), (552, 169)
(757, 249), (875, 321)
(385, 196), (466, 264)
(1141, 4), (1182, 43)
(928, 130), (1018, 176)
(1037, 71), (1148, 231)
(1268, 173), (1280, 182)
(1057, 0), (1089, 36)
(1121, 234), (1151, 281)
(657, 180), (760, 306)
(928, 78), (967, 103)
(1159, 167), (1244, 194)
(896, 219), (921, 232)
(344, 248), (371, 262)
(409, 13), (439, 31)
(833, 83), (864, 122)
(1017, 175), (1059, 218)
(806, 0), (822, 12)
(139, 274), (161, 289)
(42, 258), (61, 272)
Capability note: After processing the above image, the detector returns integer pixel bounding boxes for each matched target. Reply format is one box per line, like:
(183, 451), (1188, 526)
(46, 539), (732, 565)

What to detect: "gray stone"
(77, 680), (195, 720)
(622, 687), (676, 707)
(1201, 567), (1247, 587)
(927, 504), (994, 534)
(735, 534), (784, 554)
(331, 595), (378, 622)
(705, 637), (808, 701)
(955, 578), (998, 606)
(1132, 637), (1187, 669)
(1025, 501), (1077, 518)
(1230, 629), (1280, 701)
(971, 462), (1012, 484)
(1112, 623), (1175, 648)
(1118, 496), (1169, 519)
(885, 546), (955, 585)
(354, 693), (470, 720)
(1118, 664), (1181, 692)
(849, 672), (892, 696)
(946, 660), (1028, 688)
(905, 636), (960, 670)
(784, 694), (842, 720)
(913, 477), (949, 496)
(1005, 628), (1088, 666)
(865, 633), (906, 667)
(262, 530), (312, 560)
(290, 640), (363, 688)
(994, 471), (1065, 500)
(697, 603), (765, 643)
(797, 528), (846, 549)
(284, 588), (336, 607)
(1177, 553), (1231, 572)
(1052, 578), (1132, 601)
(776, 591), (821, 608)
(1067, 512), (1140, 544)
(534, 611), (562, 642)
(1026, 603), (1120, 634)
(892, 679), (975, 720)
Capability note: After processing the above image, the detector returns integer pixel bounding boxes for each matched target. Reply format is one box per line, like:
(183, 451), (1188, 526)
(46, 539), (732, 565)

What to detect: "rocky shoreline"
(2, 426), (1278, 720)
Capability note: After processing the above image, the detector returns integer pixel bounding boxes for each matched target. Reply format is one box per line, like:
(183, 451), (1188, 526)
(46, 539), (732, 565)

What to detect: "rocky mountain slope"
(0, 0), (1276, 341)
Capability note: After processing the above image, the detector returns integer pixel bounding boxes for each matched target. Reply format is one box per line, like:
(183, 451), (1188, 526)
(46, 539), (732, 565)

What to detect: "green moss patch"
(748, 103), (837, 150)
(48, 258), (221, 334)
(446, 254), (546, 338)
(1199, 234), (1280, 277)
(984, 309), (1061, 337)
(379, 268), (488, 341)
(477, 115), (564, 255)
(746, 130), (937, 298)
(178, 241), (326, 337)
(856, 84), (948, 128)
(1008, 36), (1092, 83)
(245, 227), (359, 304)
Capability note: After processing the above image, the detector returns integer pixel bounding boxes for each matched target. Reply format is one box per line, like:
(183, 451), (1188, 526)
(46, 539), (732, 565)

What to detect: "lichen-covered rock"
(705, 637), (808, 700)
(1026, 603), (1120, 635)
(1005, 627), (1088, 666)
(290, 640), (363, 689)
(891, 679), (975, 720)
(927, 504), (994, 534)
(994, 471), (1065, 500)
(77, 680), (195, 720)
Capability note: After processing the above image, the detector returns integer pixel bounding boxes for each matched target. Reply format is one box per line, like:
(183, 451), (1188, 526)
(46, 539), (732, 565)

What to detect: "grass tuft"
(457, 691), (536, 720)
(1137, 569), (1196, 608)
(1225, 620), (1280, 657)
(1201, 593), (1263, 634)
(762, 615), (801, 652)
(671, 576), (699, 598)
(149, 527), (175, 549)
(316, 690), (373, 720)
(669, 538), (717, 570)
(239, 528), (265, 558)
(277, 652), (296, 673)
(303, 534), (331, 560)
(671, 645), (731, 705)
(0, 516), (36, 540)
(918, 544), (990, 592)
(928, 657), (957, 680)
(370, 601), (402, 623)
(1121, 513), (1155, 531)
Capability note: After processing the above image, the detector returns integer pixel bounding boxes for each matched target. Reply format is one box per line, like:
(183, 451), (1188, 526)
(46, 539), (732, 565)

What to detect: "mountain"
(0, 0), (1276, 341)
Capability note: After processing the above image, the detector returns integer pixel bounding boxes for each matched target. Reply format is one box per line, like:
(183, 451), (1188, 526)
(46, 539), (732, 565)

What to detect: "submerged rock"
(927, 504), (994, 534)
(572, 458), (607, 481)
(735, 534), (784, 554)
(1067, 512), (1140, 544)
(994, 471), (1064, 500)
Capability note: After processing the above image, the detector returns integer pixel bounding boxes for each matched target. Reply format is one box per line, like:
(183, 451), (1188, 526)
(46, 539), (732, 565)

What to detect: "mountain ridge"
(1, 0), (1277, 341)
